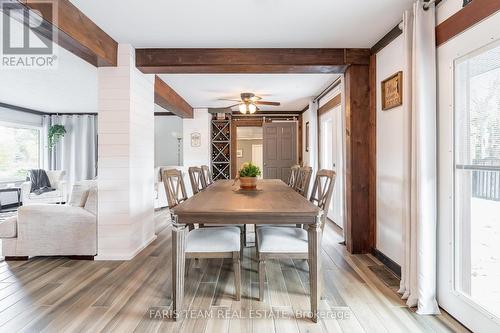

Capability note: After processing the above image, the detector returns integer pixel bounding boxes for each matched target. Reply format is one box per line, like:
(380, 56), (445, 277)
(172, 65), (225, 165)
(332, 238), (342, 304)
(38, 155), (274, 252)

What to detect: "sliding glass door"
(438, 27), (500, 332)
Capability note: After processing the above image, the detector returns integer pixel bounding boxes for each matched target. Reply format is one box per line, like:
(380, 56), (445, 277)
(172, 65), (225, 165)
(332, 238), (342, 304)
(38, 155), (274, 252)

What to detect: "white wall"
(373, 1), (482, 265)
(182, 108), (210, 167)
(155, 113), (183, 166)
(376, 35), (406, 265)
(97, 44), (155, 260)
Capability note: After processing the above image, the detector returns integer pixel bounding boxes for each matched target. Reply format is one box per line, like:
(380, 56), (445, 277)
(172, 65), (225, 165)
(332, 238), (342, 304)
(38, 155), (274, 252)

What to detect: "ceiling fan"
(220, 92), (280, 114)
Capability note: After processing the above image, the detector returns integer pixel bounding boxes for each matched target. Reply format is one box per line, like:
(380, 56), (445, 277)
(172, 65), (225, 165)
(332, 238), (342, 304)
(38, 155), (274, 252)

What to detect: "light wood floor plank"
(0, 212), (469, 333)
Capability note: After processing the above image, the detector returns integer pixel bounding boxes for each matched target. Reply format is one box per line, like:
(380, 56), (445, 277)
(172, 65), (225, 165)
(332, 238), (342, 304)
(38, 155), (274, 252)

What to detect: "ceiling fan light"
(248, 103), (257, 114)
(239, 104), (247, 114)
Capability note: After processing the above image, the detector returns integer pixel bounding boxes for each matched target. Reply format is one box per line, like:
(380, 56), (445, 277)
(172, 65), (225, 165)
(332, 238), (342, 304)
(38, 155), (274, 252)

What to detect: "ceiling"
(69, 0), (413, 48)
(159, 74), (339, 111)
(0, 13), (97, 114)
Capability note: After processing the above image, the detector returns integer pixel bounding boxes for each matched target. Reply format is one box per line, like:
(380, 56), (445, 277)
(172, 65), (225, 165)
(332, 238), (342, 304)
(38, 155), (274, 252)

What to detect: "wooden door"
(263, 122), (297, 182)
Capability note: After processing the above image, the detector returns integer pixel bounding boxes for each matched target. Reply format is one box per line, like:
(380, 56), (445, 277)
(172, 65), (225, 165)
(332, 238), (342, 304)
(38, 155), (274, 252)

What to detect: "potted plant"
(48, 124), (66, 150)
(238, 162), (261, 190)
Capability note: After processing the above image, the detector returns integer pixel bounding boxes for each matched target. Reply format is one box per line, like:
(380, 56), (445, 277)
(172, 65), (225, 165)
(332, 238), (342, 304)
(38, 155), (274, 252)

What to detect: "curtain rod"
(0, 102), (97, 116)
(313, 77), (342, 103)
(424, 0), (438, 10)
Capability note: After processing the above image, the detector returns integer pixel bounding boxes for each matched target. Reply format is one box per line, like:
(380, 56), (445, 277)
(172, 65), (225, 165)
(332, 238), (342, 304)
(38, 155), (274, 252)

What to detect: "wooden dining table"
(171, 179), (323, 322)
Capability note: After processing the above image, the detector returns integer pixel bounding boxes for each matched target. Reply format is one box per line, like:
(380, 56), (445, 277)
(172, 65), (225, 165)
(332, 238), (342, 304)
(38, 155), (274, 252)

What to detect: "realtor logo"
(1, 0), (57, 68)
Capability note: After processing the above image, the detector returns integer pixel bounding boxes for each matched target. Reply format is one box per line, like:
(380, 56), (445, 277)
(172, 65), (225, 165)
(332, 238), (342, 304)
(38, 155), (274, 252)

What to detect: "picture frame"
(381, 71), (403, 110)
(190, 132), (201, 147)
(305, 122), (310, 152)
(236, 149), (243, 158)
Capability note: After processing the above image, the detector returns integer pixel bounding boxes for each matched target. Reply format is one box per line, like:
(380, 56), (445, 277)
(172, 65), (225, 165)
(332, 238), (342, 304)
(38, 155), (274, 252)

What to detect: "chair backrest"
(309, 169), (336, 229)
(287, 165), (300, 187)
(201, 165), (213, 186)
(162, 169), (188, 208)
(295, 166), (313, 197)
(188, 166), (207, 195)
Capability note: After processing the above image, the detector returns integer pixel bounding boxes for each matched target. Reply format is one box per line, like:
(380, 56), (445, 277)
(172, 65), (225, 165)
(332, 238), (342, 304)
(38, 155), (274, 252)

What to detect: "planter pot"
(239, 177), (257, 190)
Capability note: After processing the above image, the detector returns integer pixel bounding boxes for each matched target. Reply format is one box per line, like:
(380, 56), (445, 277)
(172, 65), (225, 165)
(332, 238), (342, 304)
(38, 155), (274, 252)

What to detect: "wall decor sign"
(236, 149), (243, 158)
(190, 132), (201, 147)
(381, 71), (403, 110)
(305, 122), (310, 152)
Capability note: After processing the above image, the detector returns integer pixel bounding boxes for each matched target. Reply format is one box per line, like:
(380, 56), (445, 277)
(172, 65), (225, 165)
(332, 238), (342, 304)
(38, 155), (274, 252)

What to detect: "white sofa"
(0, 180), (97, 259)
(21, 170), (68, 205)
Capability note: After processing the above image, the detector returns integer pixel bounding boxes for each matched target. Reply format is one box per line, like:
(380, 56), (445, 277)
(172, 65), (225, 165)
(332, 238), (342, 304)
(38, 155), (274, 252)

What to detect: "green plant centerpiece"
(238, 162), (261, 190)
(48, 124), (66, 150)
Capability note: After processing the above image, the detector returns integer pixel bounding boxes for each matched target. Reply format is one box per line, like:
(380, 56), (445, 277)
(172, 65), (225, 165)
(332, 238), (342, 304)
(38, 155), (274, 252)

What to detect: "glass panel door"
(454, 41), (500, 319)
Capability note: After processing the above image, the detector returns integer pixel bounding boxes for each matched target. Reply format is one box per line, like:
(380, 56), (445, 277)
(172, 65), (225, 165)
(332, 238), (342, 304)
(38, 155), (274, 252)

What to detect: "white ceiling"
(159, 74), (339, 111)
(0, 13), (97, 114)
(69, 0), (413, 48)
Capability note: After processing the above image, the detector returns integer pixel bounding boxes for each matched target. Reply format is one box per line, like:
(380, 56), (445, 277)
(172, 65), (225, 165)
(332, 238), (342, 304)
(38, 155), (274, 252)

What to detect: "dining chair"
(188, 166), (207, 194)
(201, 165), (213, 186)
(163, 169), (241, 301)
(287, 165), (301, 188)
(256, 169), (336, 301)
(294, 166), (313, 197)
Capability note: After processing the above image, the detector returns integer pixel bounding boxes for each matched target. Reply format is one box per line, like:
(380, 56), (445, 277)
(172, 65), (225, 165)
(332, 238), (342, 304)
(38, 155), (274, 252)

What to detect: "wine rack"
(211, 114), (231, 180)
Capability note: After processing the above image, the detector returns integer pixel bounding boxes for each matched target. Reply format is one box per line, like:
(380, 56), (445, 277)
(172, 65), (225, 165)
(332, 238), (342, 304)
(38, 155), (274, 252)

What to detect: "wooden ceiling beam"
(15, 0), (118, 66)
(136, 48), (370, 74)
(154, 76), (193, 118)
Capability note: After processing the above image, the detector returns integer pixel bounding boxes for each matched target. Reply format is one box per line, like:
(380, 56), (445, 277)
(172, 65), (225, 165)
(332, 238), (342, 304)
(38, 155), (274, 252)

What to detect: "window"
(0, 122), (41, 182)
(454, 41), (500, 319)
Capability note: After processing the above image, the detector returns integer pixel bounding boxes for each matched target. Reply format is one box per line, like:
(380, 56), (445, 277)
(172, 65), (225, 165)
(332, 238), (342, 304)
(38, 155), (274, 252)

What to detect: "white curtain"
(308, 100), (319, 173)
(398, 0), (440, 315)
(43, 114), (97, 187)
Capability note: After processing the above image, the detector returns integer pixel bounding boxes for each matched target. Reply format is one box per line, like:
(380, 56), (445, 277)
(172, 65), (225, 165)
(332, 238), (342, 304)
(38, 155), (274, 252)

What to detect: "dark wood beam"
(136, 48), (370, 74)
(16, 0), (118, 66)
(154, 76), (193, 118)
(370, 23), (402, 55)
(344, 64), (375, 254)
(436, 0), (500, 46)
(154, 112), (176, 116)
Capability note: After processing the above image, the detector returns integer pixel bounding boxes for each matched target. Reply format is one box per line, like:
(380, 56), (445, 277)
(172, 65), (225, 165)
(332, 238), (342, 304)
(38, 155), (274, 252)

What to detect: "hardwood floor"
(0, 211), (468, 332)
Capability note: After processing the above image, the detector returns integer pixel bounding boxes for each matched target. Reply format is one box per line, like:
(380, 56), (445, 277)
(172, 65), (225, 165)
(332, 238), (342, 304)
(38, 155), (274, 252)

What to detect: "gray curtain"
(43, 114), (97, 186)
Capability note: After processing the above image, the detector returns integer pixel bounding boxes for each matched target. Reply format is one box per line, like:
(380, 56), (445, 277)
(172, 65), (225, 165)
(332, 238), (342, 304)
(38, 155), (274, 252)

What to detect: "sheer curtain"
(398, 0), (440, 315)
(43, 114), (97, 187)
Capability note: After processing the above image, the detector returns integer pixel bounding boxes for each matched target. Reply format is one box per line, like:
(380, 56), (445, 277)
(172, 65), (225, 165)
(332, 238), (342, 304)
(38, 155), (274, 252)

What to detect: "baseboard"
(95, 235), (157, 261)
(371, 248), (401, 278)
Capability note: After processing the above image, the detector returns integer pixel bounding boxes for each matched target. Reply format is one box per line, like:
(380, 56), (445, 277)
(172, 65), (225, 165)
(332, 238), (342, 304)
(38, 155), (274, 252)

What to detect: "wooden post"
(344, 64), (376, 254)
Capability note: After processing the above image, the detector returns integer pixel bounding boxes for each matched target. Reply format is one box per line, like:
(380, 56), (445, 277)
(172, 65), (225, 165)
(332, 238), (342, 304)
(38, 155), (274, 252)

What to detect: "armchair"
(21, 170), (67, 205)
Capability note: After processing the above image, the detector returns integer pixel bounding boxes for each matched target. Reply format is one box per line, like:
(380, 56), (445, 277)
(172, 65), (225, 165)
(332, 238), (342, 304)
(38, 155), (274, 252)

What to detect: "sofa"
(21, 170), (68, 205)
(0, 180), (97, 259)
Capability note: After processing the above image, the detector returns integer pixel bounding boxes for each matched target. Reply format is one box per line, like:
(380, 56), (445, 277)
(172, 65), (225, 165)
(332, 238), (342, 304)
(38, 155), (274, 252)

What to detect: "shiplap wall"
(97, 44), (155, 260)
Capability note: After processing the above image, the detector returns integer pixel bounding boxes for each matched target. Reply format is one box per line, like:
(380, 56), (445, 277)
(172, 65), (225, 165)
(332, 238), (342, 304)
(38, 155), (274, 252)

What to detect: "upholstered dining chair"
(294, 166), (313, 198)
(287, 165), (301, 188)
(162, 169), (241, 301)
(201, 165), (213, 186)
(256, 169), (336, 301)
(188, 166), (207, 195)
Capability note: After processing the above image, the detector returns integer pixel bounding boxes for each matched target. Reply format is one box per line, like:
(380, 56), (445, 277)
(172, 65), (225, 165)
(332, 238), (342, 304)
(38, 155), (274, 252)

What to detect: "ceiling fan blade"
(218, 98), (242, 102)
(226, 103), (243, 108)
(250, 95), (262, 101)
(254, 101), (280, 106)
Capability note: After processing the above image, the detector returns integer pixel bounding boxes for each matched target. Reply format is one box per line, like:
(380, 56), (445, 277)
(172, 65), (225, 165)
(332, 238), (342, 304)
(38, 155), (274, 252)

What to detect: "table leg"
(171, 215), (187, 320)
(308, 213), (323, 323)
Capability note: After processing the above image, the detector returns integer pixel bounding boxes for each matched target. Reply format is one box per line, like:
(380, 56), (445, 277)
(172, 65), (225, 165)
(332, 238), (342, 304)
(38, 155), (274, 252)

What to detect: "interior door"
(319, 105), (343, 227)
(437, 17), (500, 333)
(263, 122), (297, 182)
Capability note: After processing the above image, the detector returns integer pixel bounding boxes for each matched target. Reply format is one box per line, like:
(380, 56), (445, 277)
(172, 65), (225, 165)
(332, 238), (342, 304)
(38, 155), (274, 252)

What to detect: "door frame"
(437, 12), (500, 332)
(231, 118), (263, 178)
